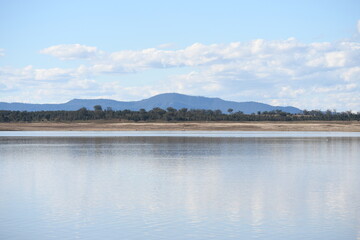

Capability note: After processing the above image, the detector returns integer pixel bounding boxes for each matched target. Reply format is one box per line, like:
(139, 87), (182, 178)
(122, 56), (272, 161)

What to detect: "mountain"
(0, 93), (302, 114)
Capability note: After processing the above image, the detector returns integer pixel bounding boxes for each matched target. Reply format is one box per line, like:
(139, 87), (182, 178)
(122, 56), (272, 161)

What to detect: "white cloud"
(0, 65), (75, 82)
(358, 20), (360, 34)
(325, 51), (346, 67)
(39, 39), (359, 75)
(157, 43), (176, 49)
(40, 44), (103, 60)
(0, 49), (4, 57)
(342, 67), (360, 82)
(312, 83), (357, 93)
(2, 33), (360, 110)
(279, 86), (305, 98)
(34, 68), (73, 81)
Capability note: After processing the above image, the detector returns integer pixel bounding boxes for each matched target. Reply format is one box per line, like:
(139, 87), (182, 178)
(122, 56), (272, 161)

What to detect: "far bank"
(0, 121), (359, 132)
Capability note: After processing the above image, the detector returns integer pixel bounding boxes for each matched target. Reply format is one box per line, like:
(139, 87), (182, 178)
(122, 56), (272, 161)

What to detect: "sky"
(0, 0), (359, 111)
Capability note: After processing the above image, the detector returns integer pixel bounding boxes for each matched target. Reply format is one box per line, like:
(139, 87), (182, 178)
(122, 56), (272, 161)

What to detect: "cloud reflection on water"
(0, 136), (359, 239)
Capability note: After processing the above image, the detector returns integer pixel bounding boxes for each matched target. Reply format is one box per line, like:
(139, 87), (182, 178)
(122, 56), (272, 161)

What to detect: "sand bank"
(0, 121), (359, 132)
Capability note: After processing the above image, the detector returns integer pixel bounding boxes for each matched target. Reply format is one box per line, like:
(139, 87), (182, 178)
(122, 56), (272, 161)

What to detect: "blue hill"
(0, 93), (302, 114)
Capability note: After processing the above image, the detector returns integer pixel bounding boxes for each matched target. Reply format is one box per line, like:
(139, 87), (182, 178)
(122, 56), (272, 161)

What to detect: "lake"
(0, 131), (359, 239)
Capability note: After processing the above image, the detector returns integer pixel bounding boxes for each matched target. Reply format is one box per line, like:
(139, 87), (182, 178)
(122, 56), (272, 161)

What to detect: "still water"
(0, 132), (359, 239)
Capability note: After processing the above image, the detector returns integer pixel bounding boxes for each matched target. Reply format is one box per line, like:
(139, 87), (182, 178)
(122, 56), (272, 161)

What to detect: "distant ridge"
(0, 93), (302, 114)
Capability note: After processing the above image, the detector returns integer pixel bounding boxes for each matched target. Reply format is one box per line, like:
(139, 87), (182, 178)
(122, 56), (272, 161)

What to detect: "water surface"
(0, 132), (359, 239)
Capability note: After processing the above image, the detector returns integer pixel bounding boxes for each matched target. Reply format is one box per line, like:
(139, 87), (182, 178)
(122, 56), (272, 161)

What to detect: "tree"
(166, 107), (176, 113)
(227, 108), (233, 114)
(94, 105), (103, 111)
(77, 107), (88, 120)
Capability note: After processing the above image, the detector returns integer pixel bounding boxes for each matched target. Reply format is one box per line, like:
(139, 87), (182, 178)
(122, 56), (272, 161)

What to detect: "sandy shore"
(0, 121), (360, 132)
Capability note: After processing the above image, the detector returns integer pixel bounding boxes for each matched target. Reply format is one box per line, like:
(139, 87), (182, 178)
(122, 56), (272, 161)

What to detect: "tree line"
(0, 105), (359, 122)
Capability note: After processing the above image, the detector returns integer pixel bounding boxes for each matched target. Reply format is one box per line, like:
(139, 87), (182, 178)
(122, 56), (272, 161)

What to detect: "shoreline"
(0, 121), (360, 132)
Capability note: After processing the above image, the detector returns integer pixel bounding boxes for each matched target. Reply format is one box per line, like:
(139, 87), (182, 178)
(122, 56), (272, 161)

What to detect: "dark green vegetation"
(0, 107), (359, 122)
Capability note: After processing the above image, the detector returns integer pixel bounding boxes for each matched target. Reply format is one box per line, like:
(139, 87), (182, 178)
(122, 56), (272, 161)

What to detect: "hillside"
(0, 93), (302, 114)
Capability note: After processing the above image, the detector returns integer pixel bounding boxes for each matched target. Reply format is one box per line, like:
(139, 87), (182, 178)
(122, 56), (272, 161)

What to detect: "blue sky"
(0, 0), (359, 111)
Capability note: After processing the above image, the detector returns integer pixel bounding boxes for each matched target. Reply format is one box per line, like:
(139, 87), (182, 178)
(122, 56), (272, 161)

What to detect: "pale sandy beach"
(0, 121), (359, 132)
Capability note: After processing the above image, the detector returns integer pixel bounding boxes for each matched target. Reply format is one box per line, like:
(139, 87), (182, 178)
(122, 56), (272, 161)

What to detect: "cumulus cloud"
(0, 65), (76, 82)
(34, 68), (75, 81)
(157, 43), (176, 49)
(342, 67), (360, 82)
(40, 39), (359, 75)
(2, 35), (360, 110)
(40, 44), (103, 60)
